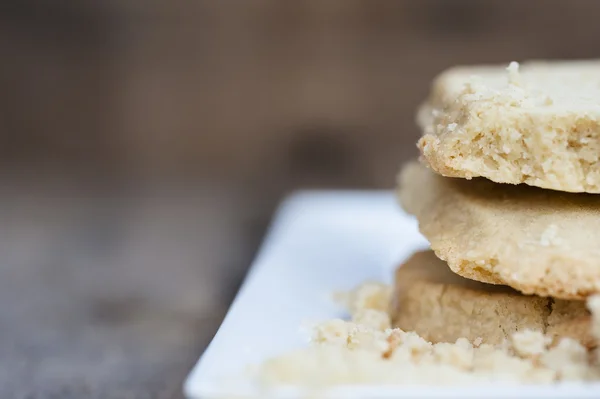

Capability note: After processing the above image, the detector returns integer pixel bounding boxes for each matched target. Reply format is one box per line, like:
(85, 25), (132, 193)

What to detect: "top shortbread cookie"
(418, 60), (600, 193)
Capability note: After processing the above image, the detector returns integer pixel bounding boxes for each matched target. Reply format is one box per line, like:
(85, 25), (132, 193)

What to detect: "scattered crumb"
(352, 308), (391, 330)
(335, 282), (392, 314)
(506, 61), (521, 86)
(511, 330), (551, 358)
(258, 284), (600, 388)
(540, 338), (594, 381)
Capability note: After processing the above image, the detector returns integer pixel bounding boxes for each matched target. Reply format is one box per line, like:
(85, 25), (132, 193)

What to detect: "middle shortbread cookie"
(398, 162), (600, 300)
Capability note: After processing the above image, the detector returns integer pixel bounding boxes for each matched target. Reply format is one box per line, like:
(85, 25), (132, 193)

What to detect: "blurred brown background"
(2, 1), (600, 398)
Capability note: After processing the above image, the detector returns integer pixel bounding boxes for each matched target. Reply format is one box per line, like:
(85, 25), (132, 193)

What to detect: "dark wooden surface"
(5, 1), (600, 187)
(0, 179), (272, 399)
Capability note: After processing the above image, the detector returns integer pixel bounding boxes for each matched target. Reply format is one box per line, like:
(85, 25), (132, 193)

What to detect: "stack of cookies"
(393, 60), (600, 348)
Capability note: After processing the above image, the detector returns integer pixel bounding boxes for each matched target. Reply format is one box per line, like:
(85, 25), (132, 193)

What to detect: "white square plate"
(184, 191), (600, 398)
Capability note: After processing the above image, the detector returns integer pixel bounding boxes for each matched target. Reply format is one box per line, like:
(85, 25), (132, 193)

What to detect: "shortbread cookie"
(417, 60), (600, 193)
(391, 251), (547, 345)
(391, 250), (593, 347)
(397, 162), (600, 299)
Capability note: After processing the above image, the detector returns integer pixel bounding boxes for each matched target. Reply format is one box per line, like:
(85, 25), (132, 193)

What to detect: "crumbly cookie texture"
(417, 60), (600, 193)
(398, 161), (600, 299)
(391, 250), (593, 347)
(259, 284), (600, 387)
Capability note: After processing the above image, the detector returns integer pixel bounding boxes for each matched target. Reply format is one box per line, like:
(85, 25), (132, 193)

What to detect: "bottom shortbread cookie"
(391, 250), (594, 347)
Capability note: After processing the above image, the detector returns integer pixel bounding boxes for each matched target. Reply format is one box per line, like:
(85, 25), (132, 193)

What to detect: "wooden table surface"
(0, 179), (273, 399)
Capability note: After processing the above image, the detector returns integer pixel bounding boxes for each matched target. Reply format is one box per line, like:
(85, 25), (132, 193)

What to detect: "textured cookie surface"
(417, 60), (600, 193)
(391, 250), (593, 347)
(397, 162), (600, 299)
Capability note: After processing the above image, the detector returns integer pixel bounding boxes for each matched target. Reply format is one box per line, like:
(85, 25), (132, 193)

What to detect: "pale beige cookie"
(417, 60), (600, 193)
(397, 162), (600, 299)
(391, 250), (547, 345)
(391, 250), (593, 347)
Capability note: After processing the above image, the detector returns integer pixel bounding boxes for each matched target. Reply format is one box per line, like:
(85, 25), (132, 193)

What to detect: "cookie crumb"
(258, 285), (600, 387)
(506, 61), (521, 86)
(511, 330), (551, 358)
